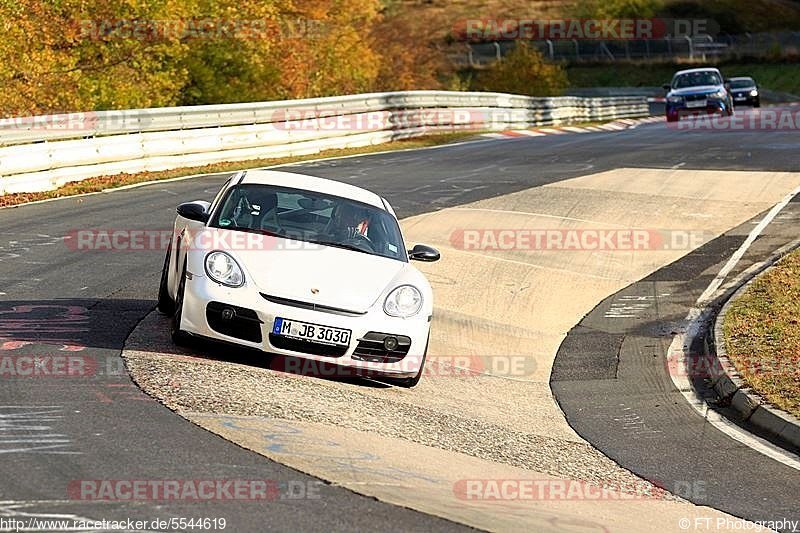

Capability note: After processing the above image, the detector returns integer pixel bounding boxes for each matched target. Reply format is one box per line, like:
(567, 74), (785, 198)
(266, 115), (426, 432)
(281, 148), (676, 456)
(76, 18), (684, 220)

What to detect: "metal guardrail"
(0, 91), (649, 195)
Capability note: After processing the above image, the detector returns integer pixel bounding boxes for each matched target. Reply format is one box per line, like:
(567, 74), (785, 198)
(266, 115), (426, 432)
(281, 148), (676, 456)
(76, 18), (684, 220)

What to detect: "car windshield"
(209, 183), (407, 262)
(729, 78), (755, 89)
(672, 71), (723, 88)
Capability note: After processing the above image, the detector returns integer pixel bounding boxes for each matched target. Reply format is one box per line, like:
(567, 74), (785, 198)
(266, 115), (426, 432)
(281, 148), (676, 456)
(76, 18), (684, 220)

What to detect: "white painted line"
(667, 183), (800, 471)
(561, 127), (588, 133)
(481, 133), (510, 139)
(698, 183), (800, 305)
(536, 128), (566, 134)
(511, 130), (546, 137)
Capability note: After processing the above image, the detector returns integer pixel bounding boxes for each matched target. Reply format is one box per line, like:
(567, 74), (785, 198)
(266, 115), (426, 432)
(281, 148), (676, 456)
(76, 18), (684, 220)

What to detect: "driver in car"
(329, 204), (371, 241)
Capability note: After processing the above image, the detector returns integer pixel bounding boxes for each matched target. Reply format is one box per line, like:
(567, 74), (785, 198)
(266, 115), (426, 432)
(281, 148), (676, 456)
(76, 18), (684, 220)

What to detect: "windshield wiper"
(305, 239), (372, 256)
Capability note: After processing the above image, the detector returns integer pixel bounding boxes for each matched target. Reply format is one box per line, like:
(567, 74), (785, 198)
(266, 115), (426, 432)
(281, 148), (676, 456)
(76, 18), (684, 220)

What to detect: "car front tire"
(170, 260), (191, 345)
(157, 242), (175, 315)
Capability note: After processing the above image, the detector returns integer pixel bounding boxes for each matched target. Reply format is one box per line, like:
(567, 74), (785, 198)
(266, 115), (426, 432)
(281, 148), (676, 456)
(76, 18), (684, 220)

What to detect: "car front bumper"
(179, 272), (431, 379)
(732, 94), (758, 105)
(667, 98), (730, 117)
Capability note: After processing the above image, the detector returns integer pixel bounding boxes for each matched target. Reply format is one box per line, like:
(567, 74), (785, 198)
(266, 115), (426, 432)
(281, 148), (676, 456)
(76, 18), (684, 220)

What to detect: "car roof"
(673, 67), (722, 76)
(729, 76), (754, 81)
(238, 170), (386, 209)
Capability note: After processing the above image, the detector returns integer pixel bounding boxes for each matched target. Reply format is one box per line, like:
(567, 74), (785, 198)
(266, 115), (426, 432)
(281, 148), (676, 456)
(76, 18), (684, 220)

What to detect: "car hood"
(227, 235), (409, 313)
(669, 85), (724, 97)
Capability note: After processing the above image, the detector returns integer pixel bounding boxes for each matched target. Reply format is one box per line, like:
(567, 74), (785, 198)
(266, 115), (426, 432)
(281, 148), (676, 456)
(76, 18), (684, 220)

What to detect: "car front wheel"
(170, 260), (190, 345)
(157, 242), (174, 315)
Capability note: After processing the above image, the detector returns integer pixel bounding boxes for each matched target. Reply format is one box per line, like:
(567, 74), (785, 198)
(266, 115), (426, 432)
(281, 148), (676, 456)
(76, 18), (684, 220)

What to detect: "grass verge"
(0, 132), (477, 208)
(723, 249), (800, 418)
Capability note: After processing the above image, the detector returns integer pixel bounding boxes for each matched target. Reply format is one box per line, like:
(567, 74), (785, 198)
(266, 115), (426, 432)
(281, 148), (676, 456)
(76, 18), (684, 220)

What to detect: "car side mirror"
(662, 84), (671, 91)
(408, 244), (440, 262)
(177, 202), (210, 223)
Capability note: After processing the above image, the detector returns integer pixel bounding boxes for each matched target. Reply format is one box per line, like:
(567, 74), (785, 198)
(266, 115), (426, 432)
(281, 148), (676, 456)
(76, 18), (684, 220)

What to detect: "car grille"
(260, 293), (366, 317)
(268, 334), (348, 357)
(206, 302), (263, 343)
(684, 93), (709, 101)
(351, 332), (412, 363)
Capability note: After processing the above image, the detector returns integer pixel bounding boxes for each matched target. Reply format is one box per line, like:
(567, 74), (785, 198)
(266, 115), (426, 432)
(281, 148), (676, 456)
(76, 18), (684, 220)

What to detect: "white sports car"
(157, 170), (440, 387)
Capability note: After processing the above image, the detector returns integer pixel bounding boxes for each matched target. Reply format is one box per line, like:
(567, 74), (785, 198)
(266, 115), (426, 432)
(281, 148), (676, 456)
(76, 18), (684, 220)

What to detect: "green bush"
(474, 43), (568, 96)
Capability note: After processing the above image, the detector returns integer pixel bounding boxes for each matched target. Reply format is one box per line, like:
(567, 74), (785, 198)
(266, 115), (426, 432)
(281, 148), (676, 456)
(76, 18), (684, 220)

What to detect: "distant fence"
(456, 31), (800, 66)
(0, 91), (649, 195)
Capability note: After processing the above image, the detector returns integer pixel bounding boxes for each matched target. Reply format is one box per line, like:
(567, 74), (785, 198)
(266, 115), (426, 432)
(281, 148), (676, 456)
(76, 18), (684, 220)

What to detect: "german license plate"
(686, 100), (707, 108)
(272, 317), (351, 346)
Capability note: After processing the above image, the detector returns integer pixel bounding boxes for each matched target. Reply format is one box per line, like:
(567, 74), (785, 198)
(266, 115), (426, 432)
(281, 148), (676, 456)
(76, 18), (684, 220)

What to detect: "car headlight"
(384, 285), (423, 318)
(750, 89), (758, 97)
(205, 251), (245, 287)
(667, 96), (683, 103)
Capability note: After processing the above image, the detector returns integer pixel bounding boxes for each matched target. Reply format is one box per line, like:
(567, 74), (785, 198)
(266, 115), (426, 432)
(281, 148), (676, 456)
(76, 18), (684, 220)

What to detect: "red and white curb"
(482, 116), (663, 139)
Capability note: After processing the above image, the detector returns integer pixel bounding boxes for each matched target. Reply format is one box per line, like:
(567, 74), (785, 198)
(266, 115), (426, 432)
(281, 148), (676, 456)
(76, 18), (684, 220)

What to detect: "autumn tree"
(0, 0), (455, 115)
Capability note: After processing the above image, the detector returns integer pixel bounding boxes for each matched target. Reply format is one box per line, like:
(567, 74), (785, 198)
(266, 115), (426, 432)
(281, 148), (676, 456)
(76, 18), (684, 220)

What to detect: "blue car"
(663, 68), (734, 122)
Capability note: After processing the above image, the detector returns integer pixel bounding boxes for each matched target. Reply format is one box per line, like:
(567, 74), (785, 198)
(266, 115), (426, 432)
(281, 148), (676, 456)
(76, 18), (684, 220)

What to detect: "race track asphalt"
(1, 108), (798, 531)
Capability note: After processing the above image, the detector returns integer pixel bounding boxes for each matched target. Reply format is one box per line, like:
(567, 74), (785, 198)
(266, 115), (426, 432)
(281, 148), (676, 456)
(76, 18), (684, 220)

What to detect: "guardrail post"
(685, 35), (694, 60)
(467, 44), (476, 68)
(492, 41), (501, 61)
(545, 39), (554, 59)
(600, 42), (614, 60)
